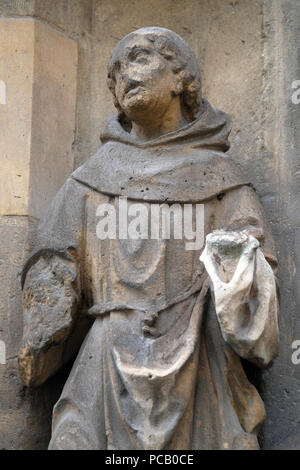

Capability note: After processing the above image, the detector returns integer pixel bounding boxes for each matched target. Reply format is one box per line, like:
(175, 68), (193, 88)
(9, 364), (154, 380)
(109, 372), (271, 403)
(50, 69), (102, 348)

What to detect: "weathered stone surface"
(0, 17), (78, 449)
(0, 216), (61, 449)
(0, 0), (298, 450)
(17, 27), (279, 450)
(0, 18), (77, 218)
(201, 230), (278, 368)
(29, 20), (77, 219)
(0, 0), (35, 17)
(259, 0), (300, 450)
(0, 19), (34, 216)
(75, 0), (265, 169)
(0, 1), (266, 173)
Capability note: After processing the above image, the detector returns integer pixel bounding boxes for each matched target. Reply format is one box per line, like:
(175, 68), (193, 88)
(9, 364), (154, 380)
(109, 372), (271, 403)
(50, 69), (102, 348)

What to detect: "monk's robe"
(19, 99), (279, 450)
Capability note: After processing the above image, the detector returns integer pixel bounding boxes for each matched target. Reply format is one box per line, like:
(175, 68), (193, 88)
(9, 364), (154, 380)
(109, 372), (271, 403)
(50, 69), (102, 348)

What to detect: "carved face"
(113, 35), (180, 122)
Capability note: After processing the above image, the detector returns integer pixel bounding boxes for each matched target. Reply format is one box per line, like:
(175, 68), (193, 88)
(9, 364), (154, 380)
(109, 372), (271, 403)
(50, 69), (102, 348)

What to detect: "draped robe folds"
(19, 100), (279, 450)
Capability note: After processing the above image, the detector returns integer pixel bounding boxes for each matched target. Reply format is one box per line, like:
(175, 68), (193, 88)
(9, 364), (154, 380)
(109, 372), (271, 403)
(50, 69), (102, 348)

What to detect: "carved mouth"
(124, 81), (142, 96)
(126, 86), (142, 97)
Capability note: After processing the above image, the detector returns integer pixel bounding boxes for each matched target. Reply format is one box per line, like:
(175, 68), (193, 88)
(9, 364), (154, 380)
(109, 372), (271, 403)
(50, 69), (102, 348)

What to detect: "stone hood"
(72, 99), (250, 203)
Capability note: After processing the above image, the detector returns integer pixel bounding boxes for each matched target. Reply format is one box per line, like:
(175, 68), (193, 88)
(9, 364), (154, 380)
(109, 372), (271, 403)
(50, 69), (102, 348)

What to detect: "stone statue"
(18, 27), (279, 450)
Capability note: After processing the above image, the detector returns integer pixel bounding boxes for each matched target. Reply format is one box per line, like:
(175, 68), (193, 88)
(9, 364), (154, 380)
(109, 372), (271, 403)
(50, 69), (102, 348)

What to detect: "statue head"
(107, 27), (202, 131)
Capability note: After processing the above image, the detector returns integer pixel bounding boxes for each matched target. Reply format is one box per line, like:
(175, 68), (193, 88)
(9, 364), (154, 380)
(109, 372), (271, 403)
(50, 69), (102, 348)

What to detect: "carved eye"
(129, 49), (149, 64)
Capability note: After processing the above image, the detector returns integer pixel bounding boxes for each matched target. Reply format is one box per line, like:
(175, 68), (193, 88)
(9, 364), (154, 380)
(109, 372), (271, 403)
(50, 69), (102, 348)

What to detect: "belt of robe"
(87, 273), (208, 337)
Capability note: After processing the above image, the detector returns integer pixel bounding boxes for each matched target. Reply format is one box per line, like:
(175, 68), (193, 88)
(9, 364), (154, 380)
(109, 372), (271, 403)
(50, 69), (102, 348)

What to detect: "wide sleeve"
(200, 185), (279, 368)
(18, 177), (88, 387)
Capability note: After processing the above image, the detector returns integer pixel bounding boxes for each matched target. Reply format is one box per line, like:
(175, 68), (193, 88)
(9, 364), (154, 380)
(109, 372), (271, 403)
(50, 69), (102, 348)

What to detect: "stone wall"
(0, 14), (77, 449)
(259, 0), (300, 450)
(0, 0), (299, 449)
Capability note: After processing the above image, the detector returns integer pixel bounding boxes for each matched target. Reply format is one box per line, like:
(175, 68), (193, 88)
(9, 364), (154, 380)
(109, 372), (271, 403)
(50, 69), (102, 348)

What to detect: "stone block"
(0, 19), (77, 218)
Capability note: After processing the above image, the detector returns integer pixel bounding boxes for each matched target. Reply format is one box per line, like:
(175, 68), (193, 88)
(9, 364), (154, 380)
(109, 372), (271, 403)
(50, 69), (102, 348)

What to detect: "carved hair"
(107, 27), (202, 124)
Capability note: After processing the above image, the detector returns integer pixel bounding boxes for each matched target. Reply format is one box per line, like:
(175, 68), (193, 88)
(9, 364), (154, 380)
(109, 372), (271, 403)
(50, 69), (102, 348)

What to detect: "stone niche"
(0, 0), (299, 450)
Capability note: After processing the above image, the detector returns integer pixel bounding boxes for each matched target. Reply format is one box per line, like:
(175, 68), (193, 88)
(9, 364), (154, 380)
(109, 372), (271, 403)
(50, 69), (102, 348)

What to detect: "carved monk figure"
(18, 27), (279, 450)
